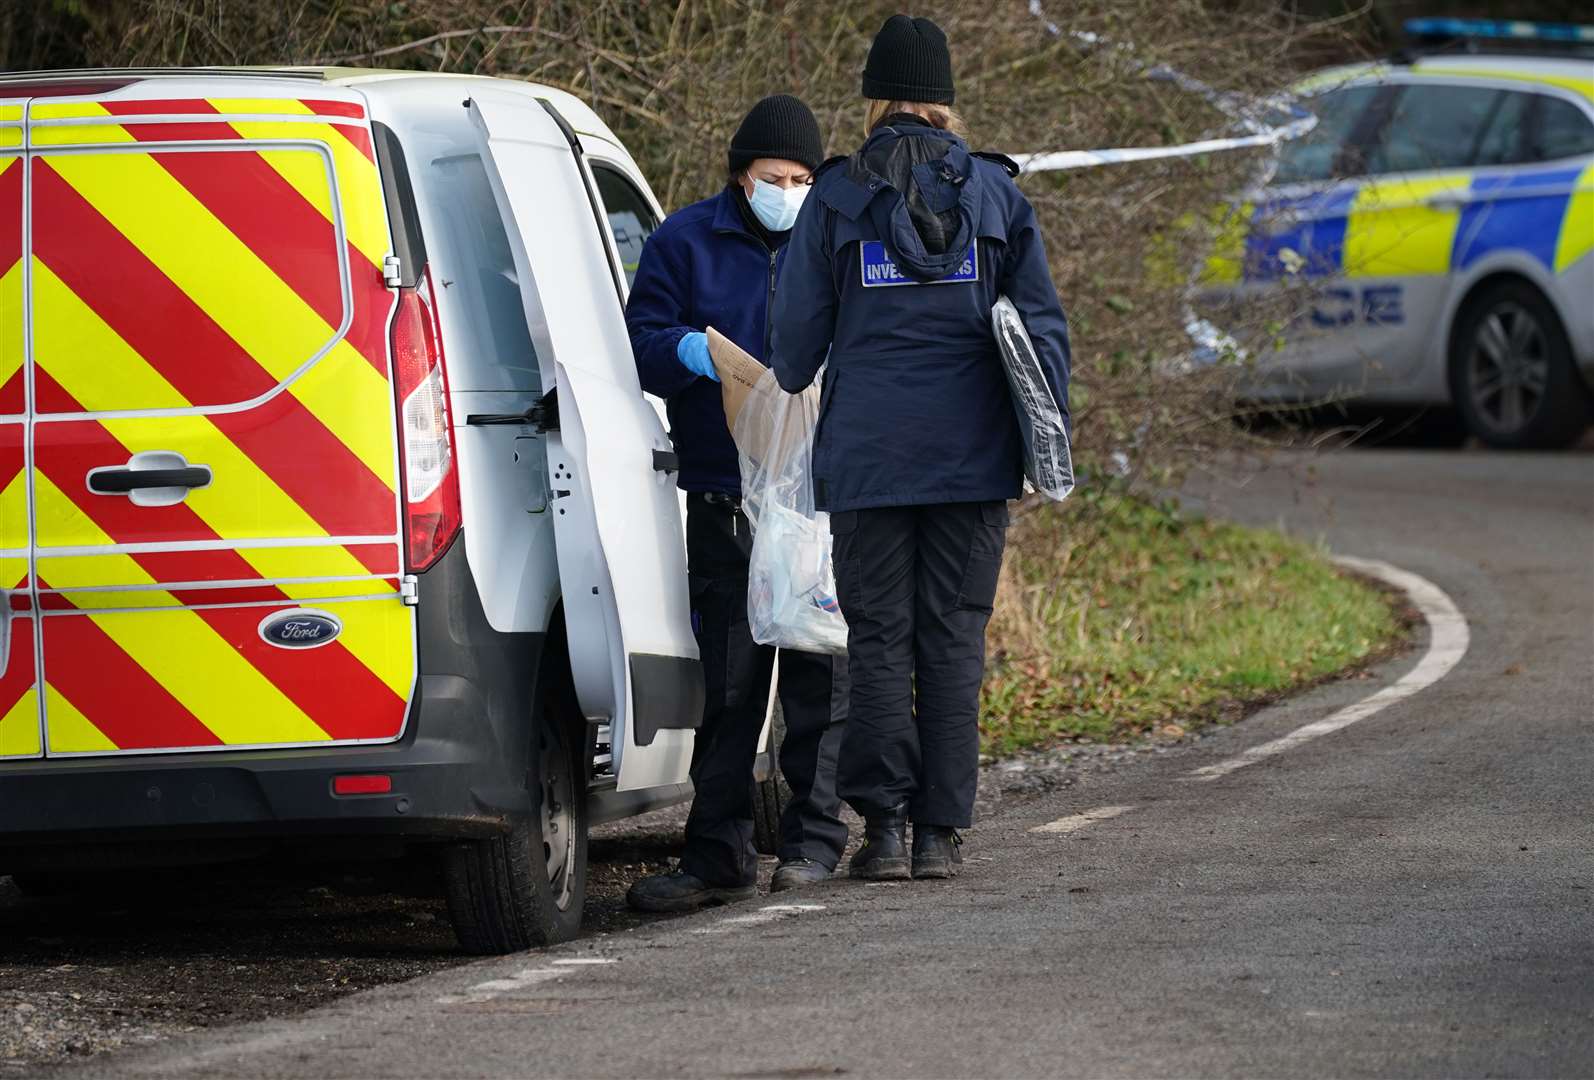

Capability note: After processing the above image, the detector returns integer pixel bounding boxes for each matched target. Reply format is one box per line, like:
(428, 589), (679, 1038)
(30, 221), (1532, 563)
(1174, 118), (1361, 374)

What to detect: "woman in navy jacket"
(625, 95), (850, 911)
(771, 16), (1071, 880)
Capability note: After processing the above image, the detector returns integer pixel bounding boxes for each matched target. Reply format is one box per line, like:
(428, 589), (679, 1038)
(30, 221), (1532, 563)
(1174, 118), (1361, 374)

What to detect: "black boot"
(849, 804), (910, 880)
(626, 869), (756, 913)
(912, 826), (963, 879)
(771, 858), (833, 892)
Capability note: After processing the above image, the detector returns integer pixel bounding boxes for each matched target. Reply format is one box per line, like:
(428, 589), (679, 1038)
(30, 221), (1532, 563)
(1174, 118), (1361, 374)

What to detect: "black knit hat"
(862, 14), (955, 104)
(727, 94), (825, 174)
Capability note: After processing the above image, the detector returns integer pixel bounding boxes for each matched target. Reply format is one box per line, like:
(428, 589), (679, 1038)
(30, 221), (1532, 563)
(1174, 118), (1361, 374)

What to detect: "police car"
(0, 68), (713, 953)
(1202, 19), (1594, 448)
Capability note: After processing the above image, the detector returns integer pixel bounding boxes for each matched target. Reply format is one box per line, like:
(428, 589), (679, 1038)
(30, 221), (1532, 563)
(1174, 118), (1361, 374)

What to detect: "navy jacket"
(771, 119), (1071, 512)
(626, 186), (783, 496)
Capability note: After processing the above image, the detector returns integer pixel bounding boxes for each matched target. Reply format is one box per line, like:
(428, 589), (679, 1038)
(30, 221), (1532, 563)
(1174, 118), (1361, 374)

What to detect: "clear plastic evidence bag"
(992, 295), (1074, 502)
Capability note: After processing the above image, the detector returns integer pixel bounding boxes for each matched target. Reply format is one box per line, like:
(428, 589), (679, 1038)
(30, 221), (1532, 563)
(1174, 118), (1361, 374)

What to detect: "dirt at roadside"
(0, 816), (689, 1075)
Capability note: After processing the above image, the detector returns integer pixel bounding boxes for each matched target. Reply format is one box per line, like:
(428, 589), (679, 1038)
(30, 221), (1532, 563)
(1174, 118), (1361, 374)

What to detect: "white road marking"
(1029, 805), (1134, 834)
(1188, 556), (1470, 782)
(435, 966), (571, 1005)
(552, 957), (618, 966)
(691, 903), (826, 935)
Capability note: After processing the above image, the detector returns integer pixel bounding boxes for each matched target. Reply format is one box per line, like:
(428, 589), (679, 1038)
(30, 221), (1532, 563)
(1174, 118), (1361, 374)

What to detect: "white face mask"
(747, 178), (809, 232)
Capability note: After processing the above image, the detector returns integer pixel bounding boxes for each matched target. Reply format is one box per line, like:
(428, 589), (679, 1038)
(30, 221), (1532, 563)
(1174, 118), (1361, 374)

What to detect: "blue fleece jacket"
(625, 186), (784, 496)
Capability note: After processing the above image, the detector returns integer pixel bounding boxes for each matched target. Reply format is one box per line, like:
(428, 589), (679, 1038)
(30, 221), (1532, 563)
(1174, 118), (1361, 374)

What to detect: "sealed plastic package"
(992, 295), (1074, 502)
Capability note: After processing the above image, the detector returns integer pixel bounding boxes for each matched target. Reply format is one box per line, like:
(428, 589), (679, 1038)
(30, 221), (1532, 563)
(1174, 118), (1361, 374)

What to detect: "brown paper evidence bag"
(705, 325), (814, 472)
(706, 326), (766, 432)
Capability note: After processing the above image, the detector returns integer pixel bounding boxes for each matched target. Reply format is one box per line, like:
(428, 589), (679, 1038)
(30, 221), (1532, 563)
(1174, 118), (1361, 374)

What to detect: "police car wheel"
(1451, 281), (1589, 450)
(444, 651), (589, 955)
(750, 703), (790, 857)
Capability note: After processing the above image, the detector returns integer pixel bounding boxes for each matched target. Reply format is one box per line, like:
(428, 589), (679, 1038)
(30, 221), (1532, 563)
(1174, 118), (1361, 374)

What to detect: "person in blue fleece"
(625, 94), (850, 911)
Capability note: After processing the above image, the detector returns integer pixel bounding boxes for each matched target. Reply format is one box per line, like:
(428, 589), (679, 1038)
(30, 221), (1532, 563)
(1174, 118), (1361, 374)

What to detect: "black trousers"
(678, 493), (850, 887)
(829, 501), (1009, 828)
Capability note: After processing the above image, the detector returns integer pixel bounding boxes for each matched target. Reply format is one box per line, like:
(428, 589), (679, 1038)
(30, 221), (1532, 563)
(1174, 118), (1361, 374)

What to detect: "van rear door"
(466, 88), (702, 792)
(24, 84), (416, 755)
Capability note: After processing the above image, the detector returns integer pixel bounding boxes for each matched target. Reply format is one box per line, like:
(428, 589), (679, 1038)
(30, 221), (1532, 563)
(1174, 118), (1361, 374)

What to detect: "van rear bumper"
(0, 670), (538, 857)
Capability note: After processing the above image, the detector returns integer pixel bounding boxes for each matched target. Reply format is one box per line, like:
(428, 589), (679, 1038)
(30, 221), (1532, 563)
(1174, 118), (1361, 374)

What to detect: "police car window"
(1474, 91), (1533, 167)
(1533, 97), (1594, 161)
(1274, 85), (1381, 184)
(591, 165), (658, 288)
(1365, 85), (1502, 174)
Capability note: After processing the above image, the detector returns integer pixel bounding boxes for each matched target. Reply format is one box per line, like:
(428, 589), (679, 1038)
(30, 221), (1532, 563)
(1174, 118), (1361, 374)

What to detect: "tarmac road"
(49, 449), (1594, 1077)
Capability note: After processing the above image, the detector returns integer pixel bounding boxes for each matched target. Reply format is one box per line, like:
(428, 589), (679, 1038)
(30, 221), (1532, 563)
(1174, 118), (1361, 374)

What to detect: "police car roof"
(1295, 55), (1594, 105)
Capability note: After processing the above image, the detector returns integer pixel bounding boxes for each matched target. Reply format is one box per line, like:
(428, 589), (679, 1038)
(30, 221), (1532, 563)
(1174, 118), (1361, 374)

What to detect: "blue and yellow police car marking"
(1215, 164), (1591, 290)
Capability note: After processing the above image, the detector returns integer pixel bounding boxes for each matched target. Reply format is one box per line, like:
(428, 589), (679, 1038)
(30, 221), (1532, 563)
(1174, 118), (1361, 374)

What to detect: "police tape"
(1015, 0), (1316, 175)
(1019, 2), (1314, 366)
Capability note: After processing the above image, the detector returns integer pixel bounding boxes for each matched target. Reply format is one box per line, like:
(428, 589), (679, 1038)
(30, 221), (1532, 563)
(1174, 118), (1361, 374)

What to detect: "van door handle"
(651, 450), (679, 475)
(88, 466), (212, 494)
(87, 451), (211, 508)
(1425, 193), (1465, 212)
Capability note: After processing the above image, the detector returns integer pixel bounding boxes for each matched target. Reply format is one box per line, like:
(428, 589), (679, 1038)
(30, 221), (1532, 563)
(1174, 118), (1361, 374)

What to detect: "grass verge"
(981, 490), (1407, 756)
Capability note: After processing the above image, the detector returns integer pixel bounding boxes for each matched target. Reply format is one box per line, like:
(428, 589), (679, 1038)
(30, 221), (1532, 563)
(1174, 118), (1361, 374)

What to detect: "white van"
(0, 67), (725, 953)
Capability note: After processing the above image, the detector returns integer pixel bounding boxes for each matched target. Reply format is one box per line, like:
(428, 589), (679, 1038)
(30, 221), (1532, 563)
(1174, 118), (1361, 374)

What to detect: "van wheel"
(1450, 281), (1589, 449)
(444, 659), (588, 955)
(750, 703), (789, 857)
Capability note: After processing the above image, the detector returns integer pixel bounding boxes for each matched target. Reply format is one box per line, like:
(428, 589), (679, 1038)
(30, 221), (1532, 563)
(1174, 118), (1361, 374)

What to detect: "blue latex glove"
(676, 331), (719, 382)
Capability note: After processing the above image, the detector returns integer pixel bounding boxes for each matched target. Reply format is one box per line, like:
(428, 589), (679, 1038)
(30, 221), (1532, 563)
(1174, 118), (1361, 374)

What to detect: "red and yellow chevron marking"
(26, 375), (412, 753)
(0, 610), (39, 758)
(0, 425), (26, 563)
(33, 152), (396, 482)
(6, 96), (416, 756)
(0, 155), (21, 416)
(29, 96), (387, 270)
(0, 148), (31, 758)
(0, 103), (20, 150)
(34, 468), (411, 753)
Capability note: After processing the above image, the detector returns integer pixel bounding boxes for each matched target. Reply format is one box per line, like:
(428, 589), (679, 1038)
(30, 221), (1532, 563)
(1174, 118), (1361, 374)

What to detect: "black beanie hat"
(727, 94), (825, 174)
(862, 14), (955, 104)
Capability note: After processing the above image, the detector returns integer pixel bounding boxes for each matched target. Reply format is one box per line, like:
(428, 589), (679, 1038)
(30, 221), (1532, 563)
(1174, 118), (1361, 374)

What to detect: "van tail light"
(390, 270), (461, 572)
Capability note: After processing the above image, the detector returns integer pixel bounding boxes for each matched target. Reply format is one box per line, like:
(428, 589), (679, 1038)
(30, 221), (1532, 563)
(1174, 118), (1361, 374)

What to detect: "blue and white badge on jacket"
(859, 240), (978, 287)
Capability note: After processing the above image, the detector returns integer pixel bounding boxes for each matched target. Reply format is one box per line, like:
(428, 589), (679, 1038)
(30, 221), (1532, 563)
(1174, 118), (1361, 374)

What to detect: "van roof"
(0, 67), (627, 143)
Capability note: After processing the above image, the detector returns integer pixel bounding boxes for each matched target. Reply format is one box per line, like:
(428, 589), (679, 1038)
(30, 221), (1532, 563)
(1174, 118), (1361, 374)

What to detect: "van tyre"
(444, 652), (589, 955)
(750, 702), (789, 856)
(1451, 280), (1589, 450)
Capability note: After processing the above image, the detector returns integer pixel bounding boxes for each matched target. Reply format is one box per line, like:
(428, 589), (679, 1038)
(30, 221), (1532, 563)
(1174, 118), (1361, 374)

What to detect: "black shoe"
(912, 826), (964, 879)
(771, 858), (832, 892)
(626, 869), (756, 913)
(849, 805), (911, 881)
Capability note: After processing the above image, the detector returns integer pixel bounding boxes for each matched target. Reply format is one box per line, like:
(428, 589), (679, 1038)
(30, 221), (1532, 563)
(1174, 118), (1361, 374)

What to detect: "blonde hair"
(865, 99), (968, 140)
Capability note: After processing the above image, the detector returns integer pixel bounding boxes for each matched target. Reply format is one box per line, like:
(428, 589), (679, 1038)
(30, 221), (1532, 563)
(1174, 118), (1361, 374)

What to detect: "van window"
(1364, 85), (1501, 175)
(425, 152), (540, 392)
(1274, 85), (1381, 184)
(1532, 97), (1594, 162)
(31, 146), (347, 412)
(591, 165), (658, 288)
